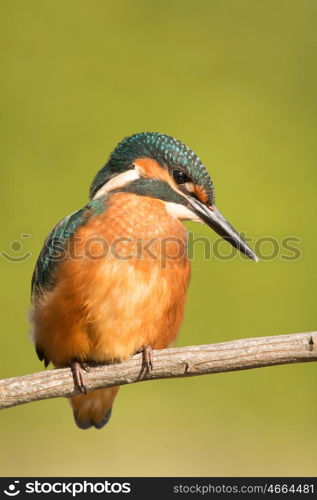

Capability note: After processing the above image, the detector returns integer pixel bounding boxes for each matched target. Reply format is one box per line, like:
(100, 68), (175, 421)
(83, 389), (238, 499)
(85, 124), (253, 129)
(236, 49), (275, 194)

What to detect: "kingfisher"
(31, 132), (257, 430)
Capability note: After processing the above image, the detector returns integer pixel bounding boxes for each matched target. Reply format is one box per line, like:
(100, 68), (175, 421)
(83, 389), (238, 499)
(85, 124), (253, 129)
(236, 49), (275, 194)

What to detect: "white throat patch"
(93, 168), (141, 199)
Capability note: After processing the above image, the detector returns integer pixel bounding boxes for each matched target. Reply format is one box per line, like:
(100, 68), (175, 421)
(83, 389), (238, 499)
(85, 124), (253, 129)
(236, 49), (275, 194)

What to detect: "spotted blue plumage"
(90, 132), (214, 204)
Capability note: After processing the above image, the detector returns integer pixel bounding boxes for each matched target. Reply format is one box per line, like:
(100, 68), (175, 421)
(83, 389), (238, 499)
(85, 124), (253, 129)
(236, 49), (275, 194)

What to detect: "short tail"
(69, 386), (120, 430)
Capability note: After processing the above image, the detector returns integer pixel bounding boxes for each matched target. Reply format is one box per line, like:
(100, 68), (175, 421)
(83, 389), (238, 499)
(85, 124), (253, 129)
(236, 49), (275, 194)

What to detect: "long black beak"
(187, 198), (258, 261)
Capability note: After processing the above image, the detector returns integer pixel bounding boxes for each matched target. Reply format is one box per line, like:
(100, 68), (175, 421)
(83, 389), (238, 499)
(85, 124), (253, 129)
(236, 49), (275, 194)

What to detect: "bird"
(31, 132), (257, 429)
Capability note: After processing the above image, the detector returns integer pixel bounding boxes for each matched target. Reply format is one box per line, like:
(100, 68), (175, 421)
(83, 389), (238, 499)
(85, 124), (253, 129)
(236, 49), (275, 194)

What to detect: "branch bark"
(1, 331), (316, 410)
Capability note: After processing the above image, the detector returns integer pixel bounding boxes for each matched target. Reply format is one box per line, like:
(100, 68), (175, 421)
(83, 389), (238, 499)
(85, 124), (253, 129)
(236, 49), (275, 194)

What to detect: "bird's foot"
(71, 361), (90, 394)
(143, 344), (153, 371)
(137, 344), (153, 376)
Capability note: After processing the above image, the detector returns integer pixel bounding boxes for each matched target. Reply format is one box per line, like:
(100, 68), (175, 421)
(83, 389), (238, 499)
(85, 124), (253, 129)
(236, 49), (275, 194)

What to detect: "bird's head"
(89, 132), (258, 261)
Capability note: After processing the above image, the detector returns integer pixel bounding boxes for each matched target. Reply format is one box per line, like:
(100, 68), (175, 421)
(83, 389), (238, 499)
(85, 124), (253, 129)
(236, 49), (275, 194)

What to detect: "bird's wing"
(31, 196), (107, 300)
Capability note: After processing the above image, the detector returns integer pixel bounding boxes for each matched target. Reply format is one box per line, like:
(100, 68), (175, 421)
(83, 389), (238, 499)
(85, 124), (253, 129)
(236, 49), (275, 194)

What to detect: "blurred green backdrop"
(1, 0), (317, 477)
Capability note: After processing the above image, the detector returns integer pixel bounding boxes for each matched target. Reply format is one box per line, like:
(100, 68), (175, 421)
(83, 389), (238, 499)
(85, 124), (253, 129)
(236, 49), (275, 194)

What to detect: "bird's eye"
(172, 169), (191, 184)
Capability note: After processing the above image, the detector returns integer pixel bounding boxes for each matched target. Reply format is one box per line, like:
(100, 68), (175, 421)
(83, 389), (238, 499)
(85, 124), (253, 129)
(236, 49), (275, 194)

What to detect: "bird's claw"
(81, 362), (91, 373)
(71, 361), (88, 394)
(143, 345), (153, 371)
(138, 344), (153, 376)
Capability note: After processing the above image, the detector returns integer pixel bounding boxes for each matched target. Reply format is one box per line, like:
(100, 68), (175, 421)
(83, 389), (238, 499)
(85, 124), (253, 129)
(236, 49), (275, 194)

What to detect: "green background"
(1, 0), (316, 476)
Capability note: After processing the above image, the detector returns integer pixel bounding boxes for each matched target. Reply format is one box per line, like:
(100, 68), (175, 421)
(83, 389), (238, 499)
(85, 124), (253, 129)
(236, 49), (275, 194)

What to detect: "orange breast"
(32, 193), (191, 367)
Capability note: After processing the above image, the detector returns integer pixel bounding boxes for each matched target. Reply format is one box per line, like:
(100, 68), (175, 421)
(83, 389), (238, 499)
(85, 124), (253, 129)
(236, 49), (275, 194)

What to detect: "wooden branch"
(1, 331), (316, 410)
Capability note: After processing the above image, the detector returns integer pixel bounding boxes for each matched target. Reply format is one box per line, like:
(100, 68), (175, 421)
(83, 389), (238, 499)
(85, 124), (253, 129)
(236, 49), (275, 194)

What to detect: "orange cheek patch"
(134, 157), (171, 184)
(194, 185), (209, 204)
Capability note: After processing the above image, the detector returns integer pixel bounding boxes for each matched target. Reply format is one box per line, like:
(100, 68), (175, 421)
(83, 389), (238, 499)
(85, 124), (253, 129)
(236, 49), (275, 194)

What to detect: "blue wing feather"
(31, 196), (107, 300)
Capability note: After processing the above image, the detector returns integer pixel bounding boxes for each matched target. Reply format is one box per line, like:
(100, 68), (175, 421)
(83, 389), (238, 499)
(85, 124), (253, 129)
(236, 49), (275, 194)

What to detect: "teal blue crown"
(89, 132), (214, 204)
